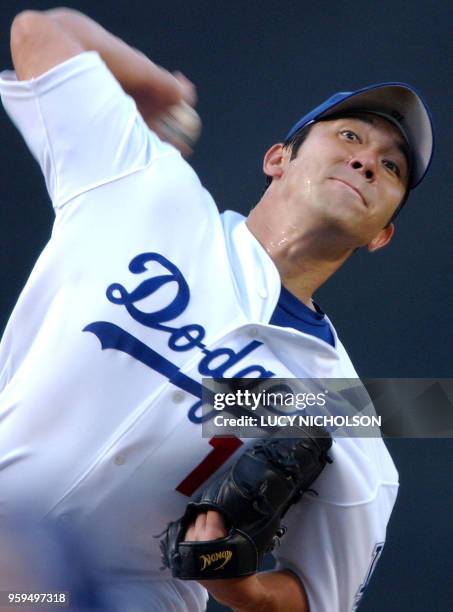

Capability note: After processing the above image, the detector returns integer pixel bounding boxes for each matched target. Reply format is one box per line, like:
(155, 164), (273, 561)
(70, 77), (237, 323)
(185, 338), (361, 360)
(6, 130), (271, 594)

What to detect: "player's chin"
(321, 200), (365, 228)
(327, 189), (373, 226)
(319, 208), (371, 248)
(327, 199), (368, 226)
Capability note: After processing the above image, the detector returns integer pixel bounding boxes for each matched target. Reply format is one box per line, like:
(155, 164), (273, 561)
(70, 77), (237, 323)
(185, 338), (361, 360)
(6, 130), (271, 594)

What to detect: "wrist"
(233, 589), (276, 612)
(203, 575), (276, 612)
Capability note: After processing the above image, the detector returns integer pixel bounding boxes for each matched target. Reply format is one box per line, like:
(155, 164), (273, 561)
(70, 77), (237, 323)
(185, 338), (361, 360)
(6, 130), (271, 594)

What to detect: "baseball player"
(0, 8), (433, 612)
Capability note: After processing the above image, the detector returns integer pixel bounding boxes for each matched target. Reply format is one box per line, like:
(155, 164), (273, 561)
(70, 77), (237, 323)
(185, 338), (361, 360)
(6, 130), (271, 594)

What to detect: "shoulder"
(10, 10), (84, 81)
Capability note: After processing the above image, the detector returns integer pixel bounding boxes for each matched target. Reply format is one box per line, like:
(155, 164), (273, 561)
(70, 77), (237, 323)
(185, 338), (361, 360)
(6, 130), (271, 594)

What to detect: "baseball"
(156, 100), (202, 150)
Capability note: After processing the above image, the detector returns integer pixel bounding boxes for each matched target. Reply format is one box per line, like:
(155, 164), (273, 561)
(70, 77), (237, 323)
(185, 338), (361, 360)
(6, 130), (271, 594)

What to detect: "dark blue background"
(0, 2), (451, 610)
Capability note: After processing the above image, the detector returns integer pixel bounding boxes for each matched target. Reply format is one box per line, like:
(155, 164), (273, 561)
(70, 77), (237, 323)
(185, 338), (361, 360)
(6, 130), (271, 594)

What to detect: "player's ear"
(263, 143), (285, 181)
(367, 223), (395, 253)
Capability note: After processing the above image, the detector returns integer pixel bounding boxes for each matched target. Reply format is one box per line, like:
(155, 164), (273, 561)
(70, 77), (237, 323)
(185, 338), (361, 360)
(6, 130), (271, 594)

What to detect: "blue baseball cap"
(286, 83), (434, 188)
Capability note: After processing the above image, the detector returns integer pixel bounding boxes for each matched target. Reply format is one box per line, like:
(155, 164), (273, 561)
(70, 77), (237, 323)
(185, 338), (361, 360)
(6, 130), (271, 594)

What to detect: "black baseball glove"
(159, 426), (332, 580)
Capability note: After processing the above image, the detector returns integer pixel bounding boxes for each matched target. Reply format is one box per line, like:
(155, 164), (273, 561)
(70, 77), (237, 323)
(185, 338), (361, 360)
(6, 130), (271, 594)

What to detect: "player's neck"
(272, 245), (349, 308)
(246, 204), (352, 307)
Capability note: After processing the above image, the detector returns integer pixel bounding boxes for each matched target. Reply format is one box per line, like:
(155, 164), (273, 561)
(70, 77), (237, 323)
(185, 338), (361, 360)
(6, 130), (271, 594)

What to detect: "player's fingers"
(185, 512), (207, 541)
(195, 511), (207, 534)
(172, 70), (198, 106)
(183, 511), (226, 542)
(184, 522), (196, 541)
(184, 513), (205, 541)
(205, 510), (227, 539)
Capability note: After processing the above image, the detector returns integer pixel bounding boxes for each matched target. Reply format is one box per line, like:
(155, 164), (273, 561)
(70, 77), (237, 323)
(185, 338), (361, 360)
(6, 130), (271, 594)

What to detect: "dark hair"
(262, 113), (410, 224)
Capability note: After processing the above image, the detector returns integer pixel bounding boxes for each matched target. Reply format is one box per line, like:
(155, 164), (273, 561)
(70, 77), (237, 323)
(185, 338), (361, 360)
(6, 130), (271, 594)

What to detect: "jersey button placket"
(248, 327), (259, 338)
(172, 390), (185, 403)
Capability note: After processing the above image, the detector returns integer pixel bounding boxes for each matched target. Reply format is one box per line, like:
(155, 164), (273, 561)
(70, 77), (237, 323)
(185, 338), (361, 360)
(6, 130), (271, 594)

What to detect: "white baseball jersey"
(0, 52), (399, 612)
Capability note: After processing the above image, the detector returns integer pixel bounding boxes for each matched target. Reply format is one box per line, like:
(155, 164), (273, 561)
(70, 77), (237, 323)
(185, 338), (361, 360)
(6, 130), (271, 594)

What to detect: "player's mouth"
(329, 178), (367, 208)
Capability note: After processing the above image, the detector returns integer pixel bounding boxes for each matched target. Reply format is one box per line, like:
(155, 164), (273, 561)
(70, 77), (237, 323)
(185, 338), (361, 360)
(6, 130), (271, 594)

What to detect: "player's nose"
(348, 153), (377, 181)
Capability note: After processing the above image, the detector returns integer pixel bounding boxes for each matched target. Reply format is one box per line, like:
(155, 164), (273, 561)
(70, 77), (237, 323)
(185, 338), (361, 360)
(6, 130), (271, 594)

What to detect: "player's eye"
(339, 129), (360, 142)
(383, 159), (400, 176)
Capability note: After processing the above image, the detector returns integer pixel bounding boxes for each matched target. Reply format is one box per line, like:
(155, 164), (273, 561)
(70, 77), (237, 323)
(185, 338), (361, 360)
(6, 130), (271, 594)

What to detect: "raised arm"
(10, 8), (195, 130)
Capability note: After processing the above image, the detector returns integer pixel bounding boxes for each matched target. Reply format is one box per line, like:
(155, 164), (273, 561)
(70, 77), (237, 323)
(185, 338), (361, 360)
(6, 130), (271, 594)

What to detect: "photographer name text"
(213, 414), (382, 428)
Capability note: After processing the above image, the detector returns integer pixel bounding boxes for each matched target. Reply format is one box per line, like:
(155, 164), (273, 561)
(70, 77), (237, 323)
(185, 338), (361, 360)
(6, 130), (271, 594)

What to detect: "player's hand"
(140, 69), (201, 158)
(184, 511), (272, 611)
